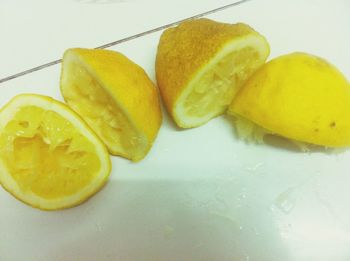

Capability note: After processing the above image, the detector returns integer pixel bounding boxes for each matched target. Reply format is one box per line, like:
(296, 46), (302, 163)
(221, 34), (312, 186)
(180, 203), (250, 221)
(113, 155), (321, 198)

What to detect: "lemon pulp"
(232, 114), (269, 143)
(178, 46), (262, 125)
(0, 106), (101, 199)
(232, 114), (315, 151)
(62, 61), (144, 159)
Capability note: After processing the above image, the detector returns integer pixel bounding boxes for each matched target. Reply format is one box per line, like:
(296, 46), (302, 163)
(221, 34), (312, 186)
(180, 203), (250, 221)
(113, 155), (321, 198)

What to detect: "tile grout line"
(0, 0), (251, 84)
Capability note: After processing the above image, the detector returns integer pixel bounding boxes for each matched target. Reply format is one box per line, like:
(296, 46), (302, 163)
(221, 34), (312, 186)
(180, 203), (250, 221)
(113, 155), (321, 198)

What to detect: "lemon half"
(229, 52), (350, 147)
(156, 18), (270, 128)
(0, 94), (111, 210)
(61, 48), (162, 162)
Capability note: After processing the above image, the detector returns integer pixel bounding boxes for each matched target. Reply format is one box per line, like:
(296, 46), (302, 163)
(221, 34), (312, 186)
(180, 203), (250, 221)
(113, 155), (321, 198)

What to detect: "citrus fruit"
(0, 94), (111, 210)
(156, 18), (270, 128)
(229, 52), (350, 147)
(60, 48), (162, 162)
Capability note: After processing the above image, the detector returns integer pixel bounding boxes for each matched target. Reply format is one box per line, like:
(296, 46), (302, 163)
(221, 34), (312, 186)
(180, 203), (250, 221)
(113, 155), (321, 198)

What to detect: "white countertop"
(1, 0), (350, 260)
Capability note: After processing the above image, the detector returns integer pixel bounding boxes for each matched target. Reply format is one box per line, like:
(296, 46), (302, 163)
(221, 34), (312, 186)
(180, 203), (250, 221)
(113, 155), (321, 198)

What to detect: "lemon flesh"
(61, 49), (162, 162)
(156, 18), (270, 128)
(177, 42), (266, 127)
(232, 114), (269, 143)
(61, 59), (142, 159)
(229, 52), (350, 147)
(0, 94), (111, 210)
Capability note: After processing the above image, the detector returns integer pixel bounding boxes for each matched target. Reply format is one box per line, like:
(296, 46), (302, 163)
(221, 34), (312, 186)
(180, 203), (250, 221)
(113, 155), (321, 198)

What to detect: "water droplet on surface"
(246, 162), (264, 173)
(278, 222), (292, 239)
(210, 211), (237, 224)
(94, 222), (102, 232)
(163, 225), (174, 239)
(194, 241), (203, 249)
(253, 228), (260, 236)
(274, 187), (298, 214)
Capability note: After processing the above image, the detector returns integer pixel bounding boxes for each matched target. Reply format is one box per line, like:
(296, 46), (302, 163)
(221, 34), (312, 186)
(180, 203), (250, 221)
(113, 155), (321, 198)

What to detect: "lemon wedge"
(156, 18), (270, 128)
(60, 48), (162, 162)
(0, 94), (111, 210)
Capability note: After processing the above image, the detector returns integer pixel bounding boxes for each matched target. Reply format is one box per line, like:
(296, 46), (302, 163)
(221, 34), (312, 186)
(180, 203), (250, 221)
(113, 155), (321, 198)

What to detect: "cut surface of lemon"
(229, 52), (350, 147)
(61, 48), (162, 162)
(0, 94), (111, 210)
(156, 18), (270, 128)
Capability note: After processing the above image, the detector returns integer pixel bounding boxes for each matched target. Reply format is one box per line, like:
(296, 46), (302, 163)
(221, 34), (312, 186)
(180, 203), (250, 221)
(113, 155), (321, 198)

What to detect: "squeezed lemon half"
(229, 52), (350, 147)
(0, 94), (111, 210)
(61, 48), (162, 162)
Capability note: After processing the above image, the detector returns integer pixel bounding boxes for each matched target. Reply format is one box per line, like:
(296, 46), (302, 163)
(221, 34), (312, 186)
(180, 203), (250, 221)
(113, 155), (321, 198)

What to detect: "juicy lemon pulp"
(62, 61), (144, 159)
(179, 46), (261, 124)
(232, 114), (269, 143)
(0, 106), (101, 199)
(232, 114), (315, 152)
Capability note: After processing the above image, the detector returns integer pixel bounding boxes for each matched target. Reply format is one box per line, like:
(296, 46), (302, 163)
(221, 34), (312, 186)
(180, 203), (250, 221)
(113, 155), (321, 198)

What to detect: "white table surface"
(1, 0), (350, 260)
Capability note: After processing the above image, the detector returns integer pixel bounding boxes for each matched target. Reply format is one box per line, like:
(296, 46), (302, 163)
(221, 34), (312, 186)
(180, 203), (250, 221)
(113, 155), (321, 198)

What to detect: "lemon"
(0, 94), (111, 210)
(60, 48), (162, 162)
(156, 18), (270, 128)
(229, 52), (350, 147)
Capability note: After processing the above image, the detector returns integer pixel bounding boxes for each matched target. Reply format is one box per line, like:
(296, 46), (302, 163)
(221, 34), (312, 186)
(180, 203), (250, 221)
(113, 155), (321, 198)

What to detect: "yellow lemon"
(156, 18), (270, 128)
(60, 48), (162, 162)
(229, 52), (350, 147)
(0, 94), (111, 210)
